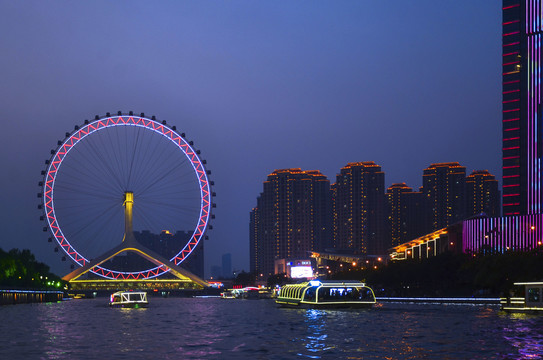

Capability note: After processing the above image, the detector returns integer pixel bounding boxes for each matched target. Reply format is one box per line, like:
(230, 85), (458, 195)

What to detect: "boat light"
(309, 280), (321, 287)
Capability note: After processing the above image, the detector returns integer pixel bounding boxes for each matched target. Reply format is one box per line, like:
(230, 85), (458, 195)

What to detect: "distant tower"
(465, 170), (500, 218)
(221, 253), (232, 279)
(502, 0), (543, 215)
(333, 162), (387, 254)
(250, 169), (331, 277)
(422, 162), (466, 230)
(386, 183), (427, 247)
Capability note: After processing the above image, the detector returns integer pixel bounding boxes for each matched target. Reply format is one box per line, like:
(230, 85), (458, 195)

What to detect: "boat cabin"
(501, 282), (543, 313)
(276, 280), (376, 309)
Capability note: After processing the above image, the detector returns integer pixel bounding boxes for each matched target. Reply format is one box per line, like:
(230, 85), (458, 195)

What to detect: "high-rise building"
(333, 162), (387, 254)
(250, 169), (332, 277)
(249, 207), (259, 276)
(502, 0), (543, 215)
(386, 183), (427, 247)
(422, 162), (466, 231)
(461, 2), (543, 256)
(465, 170), (500, 218)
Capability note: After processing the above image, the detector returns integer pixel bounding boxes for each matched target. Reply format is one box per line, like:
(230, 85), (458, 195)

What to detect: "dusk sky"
(0, 1), (501, 276)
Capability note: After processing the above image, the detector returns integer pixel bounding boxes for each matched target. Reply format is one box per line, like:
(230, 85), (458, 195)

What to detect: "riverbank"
(377, 296), (500, 305)
(1, 289), (64, 305)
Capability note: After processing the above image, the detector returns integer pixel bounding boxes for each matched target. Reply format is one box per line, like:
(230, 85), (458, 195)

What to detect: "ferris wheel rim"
(41, 114), (212, 280)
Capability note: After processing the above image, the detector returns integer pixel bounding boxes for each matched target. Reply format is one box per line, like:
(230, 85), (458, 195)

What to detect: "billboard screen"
(290, 266), (313, 279)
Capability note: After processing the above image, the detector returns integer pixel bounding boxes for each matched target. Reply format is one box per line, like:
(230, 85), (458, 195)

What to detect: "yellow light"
(352, 262), (357, 266)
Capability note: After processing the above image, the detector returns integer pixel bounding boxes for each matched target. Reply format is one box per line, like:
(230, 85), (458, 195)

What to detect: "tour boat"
(501, 282), (543, 313)
(109, 291), (148, 308)
(276, 280), (376, 309)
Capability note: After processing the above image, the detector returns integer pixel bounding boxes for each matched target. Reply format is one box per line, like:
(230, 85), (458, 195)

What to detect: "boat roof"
(283, 280), (366, 287)
(514, 282), (543, 286)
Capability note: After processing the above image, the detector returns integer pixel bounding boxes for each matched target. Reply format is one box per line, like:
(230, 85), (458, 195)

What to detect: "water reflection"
(301, 309), (329, 357)
(502, 313), (543, 359)
(3, 299), (543, 359)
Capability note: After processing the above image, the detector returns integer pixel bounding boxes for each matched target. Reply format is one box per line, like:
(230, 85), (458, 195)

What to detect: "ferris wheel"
(38, 112), (215, 280)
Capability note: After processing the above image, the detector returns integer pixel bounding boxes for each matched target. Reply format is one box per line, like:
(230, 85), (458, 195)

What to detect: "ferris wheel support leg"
(62, 239), (208, 288)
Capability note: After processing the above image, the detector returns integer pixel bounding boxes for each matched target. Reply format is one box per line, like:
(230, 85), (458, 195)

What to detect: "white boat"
(109, 291), (148, 308)
(501, 282), (543, 313)
(220, 287), (262, 299)
(276, 280), (376, 309)
(220, 290), (236, 299)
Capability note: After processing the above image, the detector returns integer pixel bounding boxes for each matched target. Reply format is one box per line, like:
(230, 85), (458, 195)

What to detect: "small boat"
(276, 280), (376, 309)
(220, 290), (236, 299)
(109, 291), (148, 308)
(501, 282), (543, 313)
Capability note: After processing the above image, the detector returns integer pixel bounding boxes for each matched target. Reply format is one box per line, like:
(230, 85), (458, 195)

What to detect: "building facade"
(250, 169), (332, 277)
(386, 183), (427, 247)
(333, 162), (387, 255)
(422, 162), (467, 231)
(465, 170), (500, 218)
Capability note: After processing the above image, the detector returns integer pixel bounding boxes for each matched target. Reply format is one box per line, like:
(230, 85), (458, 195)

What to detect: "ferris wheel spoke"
(137, 158), (194, 197)
(53, 183), (121, 202)
(56, 154), (123, 197)
(131, 149), (184, 193)
(128, 130), (166, 191)
(125, 125), (144, 189)
(60, 201), (120, 239)
(136, 199), (199, 212)
(76, 208), (124, 258)
(84, 130), (126, 191)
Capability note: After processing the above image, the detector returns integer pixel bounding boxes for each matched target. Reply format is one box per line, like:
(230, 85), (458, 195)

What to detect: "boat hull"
(109, 302), (148, 308)
(501, 306), (543, 314)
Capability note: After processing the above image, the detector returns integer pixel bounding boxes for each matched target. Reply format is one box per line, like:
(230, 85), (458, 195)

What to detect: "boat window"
(527, 287), (541, 302)
(304, 288), (315, 301)
(318, 287), (374, 302)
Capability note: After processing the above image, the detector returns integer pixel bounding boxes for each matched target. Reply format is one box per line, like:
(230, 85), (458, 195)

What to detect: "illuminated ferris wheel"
(38, 112), (215, 280)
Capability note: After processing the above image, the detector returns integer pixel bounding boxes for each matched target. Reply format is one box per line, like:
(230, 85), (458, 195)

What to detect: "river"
(1, 297), (542, 359)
